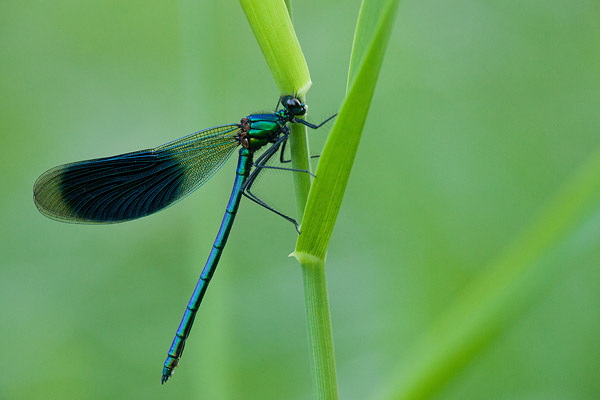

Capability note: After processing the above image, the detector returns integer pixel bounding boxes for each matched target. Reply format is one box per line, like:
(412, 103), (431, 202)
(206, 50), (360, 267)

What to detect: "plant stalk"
(301, 257), (339, 400)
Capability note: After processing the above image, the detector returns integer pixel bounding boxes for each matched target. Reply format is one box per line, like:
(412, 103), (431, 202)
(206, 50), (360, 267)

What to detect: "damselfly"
(33, 96), (335, 383)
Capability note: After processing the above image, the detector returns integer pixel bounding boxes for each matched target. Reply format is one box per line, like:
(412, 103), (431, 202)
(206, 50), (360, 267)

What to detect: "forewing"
(33, 125), (240, 223)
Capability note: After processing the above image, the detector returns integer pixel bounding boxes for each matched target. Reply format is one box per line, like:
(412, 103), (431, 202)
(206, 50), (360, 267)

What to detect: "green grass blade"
(294, 0), (400, 261)
(239, 0), (311, 96)
(347, 0), (394, 90)
(377, 147), (600, 400)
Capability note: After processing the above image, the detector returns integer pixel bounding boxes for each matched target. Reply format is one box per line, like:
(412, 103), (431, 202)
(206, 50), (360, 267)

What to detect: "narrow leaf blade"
(239, 0), (311, 95)
(294, 0), (400, 261)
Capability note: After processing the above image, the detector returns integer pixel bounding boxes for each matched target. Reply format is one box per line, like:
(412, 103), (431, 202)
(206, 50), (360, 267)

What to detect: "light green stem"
(289, 121), (312, 219)
(301, 257), (339, 400)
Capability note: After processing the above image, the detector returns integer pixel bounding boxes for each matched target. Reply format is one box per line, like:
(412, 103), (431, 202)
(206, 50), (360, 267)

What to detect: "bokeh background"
(2, 1), (600, 399)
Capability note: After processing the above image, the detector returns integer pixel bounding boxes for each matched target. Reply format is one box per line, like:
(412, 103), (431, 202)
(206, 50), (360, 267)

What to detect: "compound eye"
(286, 97), (301, 108)
(284, 97), (306, 116)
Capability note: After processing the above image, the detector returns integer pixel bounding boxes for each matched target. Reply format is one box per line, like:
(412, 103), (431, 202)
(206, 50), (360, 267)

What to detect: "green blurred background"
(2, 1), (600, 399)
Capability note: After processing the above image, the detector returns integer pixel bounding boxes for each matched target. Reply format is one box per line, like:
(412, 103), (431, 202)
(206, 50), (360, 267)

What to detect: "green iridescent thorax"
(238, 110), (291, 150)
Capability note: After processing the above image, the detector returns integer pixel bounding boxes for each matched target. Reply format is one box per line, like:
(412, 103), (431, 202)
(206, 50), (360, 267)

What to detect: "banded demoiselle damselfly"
(33, 96), (335, 383)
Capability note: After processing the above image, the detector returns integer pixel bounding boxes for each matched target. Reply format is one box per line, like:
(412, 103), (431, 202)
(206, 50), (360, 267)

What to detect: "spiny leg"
(242, 136), (302, 232)
(294, 113), (337, 129)
(242, 172), (300, 233)
(279, 139), (290, 163)
(255, 163), (316, 177)
(243, 187), (300, 233)
(278, 113), (337, 162)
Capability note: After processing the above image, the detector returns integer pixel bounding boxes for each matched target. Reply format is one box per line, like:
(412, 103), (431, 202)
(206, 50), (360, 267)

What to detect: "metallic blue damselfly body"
(33, 96), (335, 383)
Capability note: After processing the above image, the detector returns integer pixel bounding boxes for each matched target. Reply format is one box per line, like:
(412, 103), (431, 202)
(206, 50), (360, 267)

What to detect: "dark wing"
(33, 125), (240, 223)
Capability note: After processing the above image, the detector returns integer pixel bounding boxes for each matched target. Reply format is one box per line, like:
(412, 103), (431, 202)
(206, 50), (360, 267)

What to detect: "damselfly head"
(281, 95), (307, 117)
